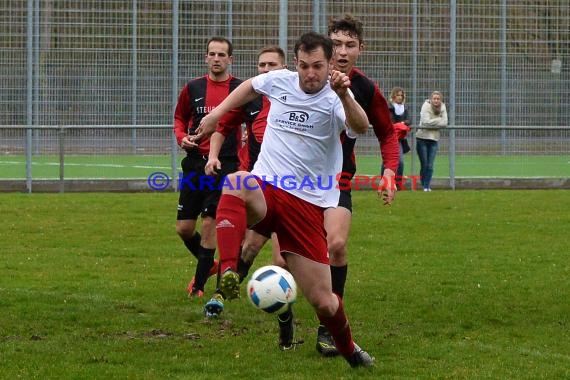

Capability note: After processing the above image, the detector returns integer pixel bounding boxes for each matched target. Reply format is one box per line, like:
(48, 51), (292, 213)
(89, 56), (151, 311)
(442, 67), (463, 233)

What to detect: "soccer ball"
(247, 265), (297, 314)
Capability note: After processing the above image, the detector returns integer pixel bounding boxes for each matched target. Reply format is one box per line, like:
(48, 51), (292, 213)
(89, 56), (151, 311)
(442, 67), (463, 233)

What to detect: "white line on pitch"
(0, 160), (170, 170)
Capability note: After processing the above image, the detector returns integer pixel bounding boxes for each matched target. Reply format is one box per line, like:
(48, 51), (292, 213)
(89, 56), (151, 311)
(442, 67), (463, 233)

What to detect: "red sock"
(216, 194), (246, 273)
(317, 295), (355, 357)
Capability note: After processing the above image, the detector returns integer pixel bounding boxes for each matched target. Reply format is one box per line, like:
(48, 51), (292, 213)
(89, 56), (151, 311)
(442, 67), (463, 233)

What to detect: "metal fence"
(1, 1), (569, 191)
(1, 124), (568, 192)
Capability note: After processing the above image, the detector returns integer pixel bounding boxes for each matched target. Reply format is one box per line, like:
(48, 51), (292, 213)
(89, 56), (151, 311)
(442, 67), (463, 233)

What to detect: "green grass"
(0, 154), (172, 180)
(1, 191), (569, 379)
(357, 154), (570, 178)
(1, 154), (568, 179)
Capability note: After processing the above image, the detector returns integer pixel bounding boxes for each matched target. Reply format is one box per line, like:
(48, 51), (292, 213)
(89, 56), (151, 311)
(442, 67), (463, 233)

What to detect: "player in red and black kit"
(173, 36), (249, 298)
(238, 94), (270, 171)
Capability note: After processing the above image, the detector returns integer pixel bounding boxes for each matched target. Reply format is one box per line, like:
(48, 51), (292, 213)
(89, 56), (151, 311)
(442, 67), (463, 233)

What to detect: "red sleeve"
(173, 84), (191, 146)
(216, 107), (245, 137)
(368, 85), (400, 172)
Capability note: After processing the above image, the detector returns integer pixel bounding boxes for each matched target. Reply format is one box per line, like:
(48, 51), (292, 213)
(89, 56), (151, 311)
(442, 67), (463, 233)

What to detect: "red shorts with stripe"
(251, 179), (329, 265)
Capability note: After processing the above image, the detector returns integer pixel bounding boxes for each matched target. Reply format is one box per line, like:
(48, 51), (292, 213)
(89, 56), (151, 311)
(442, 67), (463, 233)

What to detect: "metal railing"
(1, 125), (568, 192)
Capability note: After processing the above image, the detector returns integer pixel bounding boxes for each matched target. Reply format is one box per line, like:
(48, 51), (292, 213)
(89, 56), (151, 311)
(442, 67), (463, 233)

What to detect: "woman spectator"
(416, 91), (448, 191)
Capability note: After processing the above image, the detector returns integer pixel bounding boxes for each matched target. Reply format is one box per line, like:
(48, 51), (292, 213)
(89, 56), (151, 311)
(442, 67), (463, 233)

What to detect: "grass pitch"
(1, 154), (568, 179)
(0, 190), (569, 379)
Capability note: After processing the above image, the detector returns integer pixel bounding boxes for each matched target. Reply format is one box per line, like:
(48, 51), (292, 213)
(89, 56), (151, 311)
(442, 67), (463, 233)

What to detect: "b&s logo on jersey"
(284, 111), (309, 123)
(276, 111), (313, 132)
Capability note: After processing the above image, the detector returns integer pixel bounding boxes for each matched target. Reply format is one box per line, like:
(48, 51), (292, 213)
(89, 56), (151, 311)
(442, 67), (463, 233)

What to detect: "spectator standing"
(416, 91), (448, 191)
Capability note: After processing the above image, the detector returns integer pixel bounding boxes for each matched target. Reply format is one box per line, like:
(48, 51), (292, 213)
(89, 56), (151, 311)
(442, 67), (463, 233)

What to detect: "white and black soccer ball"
(247, 265), (297, 314)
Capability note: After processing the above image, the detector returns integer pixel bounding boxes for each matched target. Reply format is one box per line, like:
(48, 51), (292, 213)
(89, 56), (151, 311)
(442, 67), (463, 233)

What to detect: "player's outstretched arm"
(380, 167), (396, 205)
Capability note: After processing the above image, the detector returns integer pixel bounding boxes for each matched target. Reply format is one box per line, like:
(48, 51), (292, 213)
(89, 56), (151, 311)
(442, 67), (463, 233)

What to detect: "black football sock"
(277, 305), (293, 324)
(277, 305), (294, 345)
(237, 254), (252, 283)
(183, 231), (201, 259)
(330, 264), (348, 299)
(192, 246), (215, 291)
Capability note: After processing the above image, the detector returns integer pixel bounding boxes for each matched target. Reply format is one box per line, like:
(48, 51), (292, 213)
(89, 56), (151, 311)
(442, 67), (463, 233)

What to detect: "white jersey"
(251, 69), (352, 208)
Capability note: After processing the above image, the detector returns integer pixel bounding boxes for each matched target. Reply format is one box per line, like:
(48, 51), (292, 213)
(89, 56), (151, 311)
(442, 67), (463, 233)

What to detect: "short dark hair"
(258, 45), (286, 63)
(294, 32), (333, 61)
(327, 14), (364, 44)
(206, 36), (233, 56)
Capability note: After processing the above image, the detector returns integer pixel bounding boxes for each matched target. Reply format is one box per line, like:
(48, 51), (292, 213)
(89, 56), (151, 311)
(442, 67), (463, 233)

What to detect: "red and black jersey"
(340, 68), (399, 180)
(173, 75), (245, 158)
(238, 96), (269, 171)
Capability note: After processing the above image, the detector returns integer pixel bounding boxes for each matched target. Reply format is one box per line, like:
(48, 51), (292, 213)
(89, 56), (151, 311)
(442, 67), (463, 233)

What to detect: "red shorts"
(251, 179), (329, 264)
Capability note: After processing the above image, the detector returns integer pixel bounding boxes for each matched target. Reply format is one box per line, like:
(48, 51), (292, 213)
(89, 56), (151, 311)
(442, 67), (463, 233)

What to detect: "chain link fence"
(1, 1), (569, 191)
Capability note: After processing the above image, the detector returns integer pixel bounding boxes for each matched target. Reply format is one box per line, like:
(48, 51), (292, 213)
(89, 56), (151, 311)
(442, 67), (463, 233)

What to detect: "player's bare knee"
(308, 293), (338, 317)
(327, 235), (347, 258)
(176, 224), (195, 241)
(314, 304), (337, 318)
(223, 170), (254, 197)
(201, 217), (215, 230)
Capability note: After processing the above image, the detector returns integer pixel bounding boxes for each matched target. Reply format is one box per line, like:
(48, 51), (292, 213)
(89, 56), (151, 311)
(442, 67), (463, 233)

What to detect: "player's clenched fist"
(329, 70), (351, 95)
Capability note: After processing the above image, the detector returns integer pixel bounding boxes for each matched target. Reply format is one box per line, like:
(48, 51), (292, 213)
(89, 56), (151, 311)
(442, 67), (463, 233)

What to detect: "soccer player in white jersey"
(192, 32), (374, 368)
(211, 15), (399, 358)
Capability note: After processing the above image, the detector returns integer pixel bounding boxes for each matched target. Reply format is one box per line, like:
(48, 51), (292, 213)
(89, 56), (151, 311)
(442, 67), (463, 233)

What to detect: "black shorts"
(338, 189), (352, 212)
(176, 155), (238, 220)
